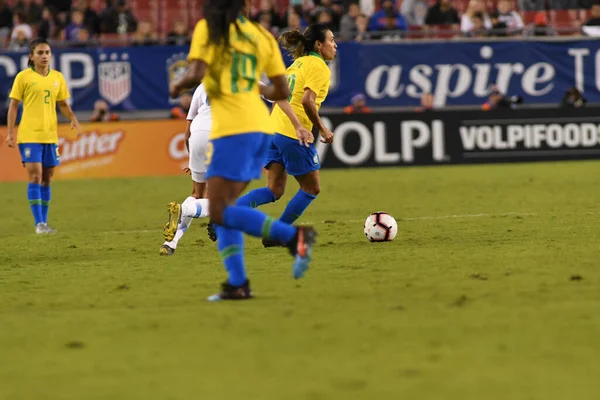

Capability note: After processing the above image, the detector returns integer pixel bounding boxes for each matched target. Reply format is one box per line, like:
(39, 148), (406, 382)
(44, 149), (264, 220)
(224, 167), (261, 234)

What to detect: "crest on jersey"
(98, 52), (132, 105)
(166, 52), (189, 104)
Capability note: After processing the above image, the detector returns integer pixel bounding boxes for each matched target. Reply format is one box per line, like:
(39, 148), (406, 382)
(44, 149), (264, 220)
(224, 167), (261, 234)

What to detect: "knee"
(29, 174), (42, 185)
(269, 183), (285, 200)
(41, 177), (51, 186)
(191, 191), (202, 199)
(303, 183), (320, 197)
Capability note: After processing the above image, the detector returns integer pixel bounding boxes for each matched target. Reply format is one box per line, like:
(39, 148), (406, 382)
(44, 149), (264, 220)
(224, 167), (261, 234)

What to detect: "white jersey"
(187, 84), (212, 132)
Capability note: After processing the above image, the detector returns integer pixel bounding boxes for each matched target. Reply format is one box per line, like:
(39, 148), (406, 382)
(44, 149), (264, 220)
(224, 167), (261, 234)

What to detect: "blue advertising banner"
(1, 39), (599, 111)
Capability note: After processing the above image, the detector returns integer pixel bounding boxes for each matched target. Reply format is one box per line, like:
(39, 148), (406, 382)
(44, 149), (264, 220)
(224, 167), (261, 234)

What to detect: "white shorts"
(188, 129), (210, 183)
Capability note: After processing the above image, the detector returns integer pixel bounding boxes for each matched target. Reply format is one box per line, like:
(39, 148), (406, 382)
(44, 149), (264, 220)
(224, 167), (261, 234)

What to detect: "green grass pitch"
(1, 161), (600, 400)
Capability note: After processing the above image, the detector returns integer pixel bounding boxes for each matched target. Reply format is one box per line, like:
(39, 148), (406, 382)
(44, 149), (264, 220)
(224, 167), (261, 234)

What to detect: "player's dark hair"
(28, 38), (50, 68)
(279, 24), (329, 60)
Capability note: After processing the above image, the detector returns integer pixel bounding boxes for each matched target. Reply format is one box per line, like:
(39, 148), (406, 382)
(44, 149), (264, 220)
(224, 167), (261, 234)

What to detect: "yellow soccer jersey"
(9, 68), (70, 144)
(270, 53), (331, 140)
(188, 17), (287, 139)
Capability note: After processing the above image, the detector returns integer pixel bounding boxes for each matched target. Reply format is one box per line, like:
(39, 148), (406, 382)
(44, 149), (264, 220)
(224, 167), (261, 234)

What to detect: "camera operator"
(481, 86), (522, 110)
(561, 87), (587, 109)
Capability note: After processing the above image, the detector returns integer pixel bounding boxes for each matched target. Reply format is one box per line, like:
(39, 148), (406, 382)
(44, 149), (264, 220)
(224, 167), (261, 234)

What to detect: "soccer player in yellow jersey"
(165, 0), (317, 301)
(237, 25), (336, 247)
(5, 38), (80, 234)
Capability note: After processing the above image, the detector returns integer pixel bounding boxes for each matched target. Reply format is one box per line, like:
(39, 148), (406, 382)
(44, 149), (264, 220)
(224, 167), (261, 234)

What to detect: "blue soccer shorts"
(205, 132), (272, 182)
(264, 133), (320, 177)
(18, 143), (60, 167)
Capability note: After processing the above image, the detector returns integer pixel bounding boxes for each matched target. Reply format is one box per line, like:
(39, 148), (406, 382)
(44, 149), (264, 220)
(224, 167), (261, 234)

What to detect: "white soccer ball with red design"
(364, 212), (398, 242)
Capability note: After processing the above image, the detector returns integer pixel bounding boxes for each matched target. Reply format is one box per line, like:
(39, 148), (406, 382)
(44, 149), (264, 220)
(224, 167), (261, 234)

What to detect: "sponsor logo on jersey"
(98, 52), (131, 105)
(24, 147), (31, 158)
(166, 52), (189, 104)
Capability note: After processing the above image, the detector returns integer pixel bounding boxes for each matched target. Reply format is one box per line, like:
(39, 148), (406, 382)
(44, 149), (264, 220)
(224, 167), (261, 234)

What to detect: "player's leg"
(18, 144), (45, 233)
(163, 130), (211, 244)
(277, 136), (321, 224)
(39, 144), (61, 233)
(40, 166), (57, 233)
(206, 133), (317, 301)
(160, 180), (205, 256)
(236, 136), (286, 208)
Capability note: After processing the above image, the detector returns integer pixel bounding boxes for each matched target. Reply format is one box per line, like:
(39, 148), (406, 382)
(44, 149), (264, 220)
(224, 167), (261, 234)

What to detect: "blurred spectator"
(482, 86), (523, 110)
(132, 20), (158, 46)
(167, 20), (190, 45)
(284, 11), (304, 33)
(8, 28), (28, 49)
(255, 0), (284, 31)
(583, 3), (600, 30)
(360, 0), (376, 16)
(519, 0), (545, 11)
(38, 6), (59, 40)
(90, 100), (120, 122)
(11, 12), (32, 41)
(561, 87), (586, 108)
(344, 93), (371, 114)
(331, 0), (345, 32)
(340, 2), (360, 40)
(496, 0), (524, 34)
(258, 11), (275, 35)
(416, 93), (434, 112)
(461, 0), (491, 34)
(73, 0), (100, 35)
(0, 0), (13, 38)
(316, 9), (334, 27)
(525, 11), (556, 36)
(489, 11), (508, 37)
(468, 12), (488, 37)
(549, 0), (579, 10)
(171, 92), (192, 119)
(425, 0), (460, 26)
(100, 0), (137, 34)
(354, 13), (371, 40)
(71, 27), (95, 47)
(14, 0), (43, 25)
(65, 9), (85, 41)
(401, 0), (429, 27)
(368, 0), (407, 32)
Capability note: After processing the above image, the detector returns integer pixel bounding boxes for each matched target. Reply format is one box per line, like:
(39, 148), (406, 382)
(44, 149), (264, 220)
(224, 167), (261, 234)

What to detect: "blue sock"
(27, 183), (43, 225)
(236, 187), (277, 208)
(223, 205), (296, 244)
(279, 189), (317, 224)
(215, 224), (246, 286)
(41, 185), (51, 223)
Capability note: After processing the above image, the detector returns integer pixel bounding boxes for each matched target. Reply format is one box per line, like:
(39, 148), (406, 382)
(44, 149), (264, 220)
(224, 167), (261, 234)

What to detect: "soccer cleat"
(287, 226), (318, 279)
(35, 223), (46, 234)
(163, 201), (181, 242)
(207, 220), (217, 242)
(159, 244), (175, 256)
(42, 223), (56, 234)
(262, 238), (284, 248)
(207, 280), (253, 302)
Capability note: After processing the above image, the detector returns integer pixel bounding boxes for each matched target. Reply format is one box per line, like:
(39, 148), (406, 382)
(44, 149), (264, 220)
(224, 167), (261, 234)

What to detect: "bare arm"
(170, 60), (207, 98)
(58, 100), (81, 136)
(6, 99), (19, 144)
(260, 75), (290, 101)
(302, 89), (326, 132)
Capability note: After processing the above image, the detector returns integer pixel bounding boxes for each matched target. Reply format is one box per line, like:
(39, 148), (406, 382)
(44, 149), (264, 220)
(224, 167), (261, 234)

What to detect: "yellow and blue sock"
(215, 225), (246, 286)
(222, 205), (296, 244)
(279, 189), (317, 224)
(40, 185), (51, 223)
(27, 183), (43, 225)
(236, 187), (276, 208)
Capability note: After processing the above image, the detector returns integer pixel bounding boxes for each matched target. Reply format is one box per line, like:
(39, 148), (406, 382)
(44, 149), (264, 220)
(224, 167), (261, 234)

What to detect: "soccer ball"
(364, 212), (398, 242)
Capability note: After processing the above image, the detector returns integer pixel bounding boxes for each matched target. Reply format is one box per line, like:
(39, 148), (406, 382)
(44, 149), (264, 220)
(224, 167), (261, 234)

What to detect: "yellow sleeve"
(303, 61), (330, 95)
(263, 34), (287, 78)
(188, 20), (213, 64)
(9, 72), (24, 101)
(57, 73), (70, 101)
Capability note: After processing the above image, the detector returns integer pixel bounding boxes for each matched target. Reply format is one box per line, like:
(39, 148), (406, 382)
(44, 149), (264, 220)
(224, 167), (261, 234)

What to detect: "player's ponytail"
(279, 24), (329, 60)
(28, 37), (50, 68)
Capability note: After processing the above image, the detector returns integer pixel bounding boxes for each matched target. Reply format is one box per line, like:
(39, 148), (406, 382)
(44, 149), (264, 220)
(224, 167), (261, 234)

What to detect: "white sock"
(181, 197), (210, 218)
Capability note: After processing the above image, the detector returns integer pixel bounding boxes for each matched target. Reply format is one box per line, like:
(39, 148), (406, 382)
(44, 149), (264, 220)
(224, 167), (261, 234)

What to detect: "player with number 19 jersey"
(188, 17), (286, 140)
